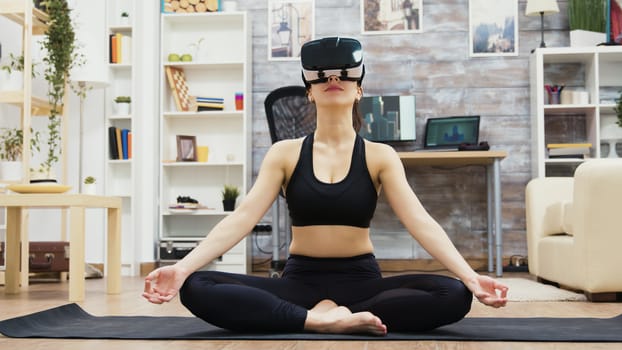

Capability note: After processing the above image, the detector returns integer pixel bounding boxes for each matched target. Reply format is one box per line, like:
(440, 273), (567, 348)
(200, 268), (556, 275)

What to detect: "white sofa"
(525, 159), (622, 301)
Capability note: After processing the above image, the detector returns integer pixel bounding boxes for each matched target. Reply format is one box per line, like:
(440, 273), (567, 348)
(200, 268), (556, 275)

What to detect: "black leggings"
(179, 253), (472, 333)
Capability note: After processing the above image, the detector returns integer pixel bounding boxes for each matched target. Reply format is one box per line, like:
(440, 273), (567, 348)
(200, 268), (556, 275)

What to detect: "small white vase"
(0, 70), (23, 91)
(0, 161), (23, 181)
(570, 30), (606, 47)
(115, 102), (130, 116)
(83, 183), (97, 195)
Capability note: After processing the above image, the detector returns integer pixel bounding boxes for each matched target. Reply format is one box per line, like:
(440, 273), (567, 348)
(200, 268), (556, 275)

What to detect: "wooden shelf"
(0, 5), (48, 35)
(0, 90), (54, 116)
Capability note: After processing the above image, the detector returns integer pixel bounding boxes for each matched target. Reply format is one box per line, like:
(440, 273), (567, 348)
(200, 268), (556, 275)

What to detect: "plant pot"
(0, 69), (23, 91)
(114, 102), (130, 116)
(30, 168), (57, 184)
(0, 161), (22, 181)
(83, 183), (96, 195)
(570, 30), (606, 47)
(222, 199), (236, 211)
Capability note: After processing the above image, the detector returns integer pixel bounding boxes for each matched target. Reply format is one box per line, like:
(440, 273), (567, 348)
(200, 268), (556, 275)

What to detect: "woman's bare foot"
(304, 299), (387, 336)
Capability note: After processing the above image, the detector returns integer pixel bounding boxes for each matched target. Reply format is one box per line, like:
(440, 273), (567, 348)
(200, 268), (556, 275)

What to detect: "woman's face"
(308, 75), (361, 108)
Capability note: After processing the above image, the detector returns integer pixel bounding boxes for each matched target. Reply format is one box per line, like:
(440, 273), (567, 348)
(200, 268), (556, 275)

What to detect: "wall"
(1, 0), (573, 268)
(237, 0), (571, 260)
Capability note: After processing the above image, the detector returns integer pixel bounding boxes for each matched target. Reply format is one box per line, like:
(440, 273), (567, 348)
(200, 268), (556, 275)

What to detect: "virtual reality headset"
(301, 37), (365, 86)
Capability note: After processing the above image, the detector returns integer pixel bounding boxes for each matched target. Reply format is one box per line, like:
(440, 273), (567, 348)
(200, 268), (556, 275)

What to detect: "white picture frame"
(268, 0), (315, 61)
(469, 0), (518, 57)
(361, 0), (423, 35)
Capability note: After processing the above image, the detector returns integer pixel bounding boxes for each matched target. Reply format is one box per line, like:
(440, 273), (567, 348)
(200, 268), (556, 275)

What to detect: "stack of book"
(109, 33), (132, 64)
(547, 143), (592, 159)
(196, 96), (224, 111)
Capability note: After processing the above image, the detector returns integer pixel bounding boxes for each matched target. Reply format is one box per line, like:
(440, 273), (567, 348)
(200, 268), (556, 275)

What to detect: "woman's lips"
(325, 86), (343, 91)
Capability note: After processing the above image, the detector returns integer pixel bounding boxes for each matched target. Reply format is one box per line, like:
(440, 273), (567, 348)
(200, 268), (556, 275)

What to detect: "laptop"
(421, 116), (480, 151)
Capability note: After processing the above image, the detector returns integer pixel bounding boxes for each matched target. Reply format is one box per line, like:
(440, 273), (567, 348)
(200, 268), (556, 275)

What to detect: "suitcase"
(0, 241), (70, 273)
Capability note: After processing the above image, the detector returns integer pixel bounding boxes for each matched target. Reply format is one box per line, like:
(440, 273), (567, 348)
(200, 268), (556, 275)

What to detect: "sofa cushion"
(541, 201), (571, 236)
(561, 201), (573, 236)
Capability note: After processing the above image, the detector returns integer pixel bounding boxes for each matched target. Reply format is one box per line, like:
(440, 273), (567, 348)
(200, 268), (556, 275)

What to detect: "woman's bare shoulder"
(364, 139), (399, 161)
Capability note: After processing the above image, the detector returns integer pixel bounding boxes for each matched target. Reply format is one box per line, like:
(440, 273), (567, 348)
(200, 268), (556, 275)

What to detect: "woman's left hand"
(466, 275), (509, 308)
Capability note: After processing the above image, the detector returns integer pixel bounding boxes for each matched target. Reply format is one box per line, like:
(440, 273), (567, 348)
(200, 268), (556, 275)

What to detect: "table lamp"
(525, 0), (560, 51)
(69, 0), (109, 192)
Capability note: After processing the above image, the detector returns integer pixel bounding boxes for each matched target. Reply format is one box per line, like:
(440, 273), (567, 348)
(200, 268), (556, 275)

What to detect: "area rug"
(499, 278), (587, 302)
(1, 303), (621, 342)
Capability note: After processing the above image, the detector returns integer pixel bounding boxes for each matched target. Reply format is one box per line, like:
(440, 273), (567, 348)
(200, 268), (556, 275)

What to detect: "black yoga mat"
(1, 303), (621, 342)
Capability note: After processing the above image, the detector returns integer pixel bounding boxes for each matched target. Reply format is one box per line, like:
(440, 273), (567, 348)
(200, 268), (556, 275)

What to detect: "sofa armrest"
(525, 177), (574, 276)
(572, 159), (622, 290)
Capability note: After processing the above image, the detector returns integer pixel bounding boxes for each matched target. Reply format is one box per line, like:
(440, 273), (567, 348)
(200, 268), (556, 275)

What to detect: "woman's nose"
(327, 75), (340, 83)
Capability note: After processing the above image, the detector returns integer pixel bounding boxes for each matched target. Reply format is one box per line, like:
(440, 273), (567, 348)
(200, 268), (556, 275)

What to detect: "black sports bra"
(285, 133), (377, 228)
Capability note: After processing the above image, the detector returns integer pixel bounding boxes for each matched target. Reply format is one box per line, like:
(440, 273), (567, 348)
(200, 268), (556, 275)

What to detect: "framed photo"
(176, 135), (197, 162)
(268, 0), (315, 61)
(469, 0), (518, 57)
(361, 0), (422, 35)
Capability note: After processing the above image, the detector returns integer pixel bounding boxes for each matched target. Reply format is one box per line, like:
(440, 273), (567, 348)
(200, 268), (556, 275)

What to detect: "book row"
(109, 33), (132, 64)
(108, 126), (132, 160)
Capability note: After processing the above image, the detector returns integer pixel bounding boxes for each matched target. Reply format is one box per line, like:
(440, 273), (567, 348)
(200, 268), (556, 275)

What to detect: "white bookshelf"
(158, 12), (252, 273)
(529, 46), (622, 178)
(104, 0), (136, 275)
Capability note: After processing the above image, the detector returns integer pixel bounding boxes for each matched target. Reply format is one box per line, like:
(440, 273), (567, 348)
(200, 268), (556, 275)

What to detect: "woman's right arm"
(143, 141), (292, 303)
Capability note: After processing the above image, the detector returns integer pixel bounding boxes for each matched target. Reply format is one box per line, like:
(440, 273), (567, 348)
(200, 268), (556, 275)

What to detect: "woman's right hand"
(142, 264), (191, 304)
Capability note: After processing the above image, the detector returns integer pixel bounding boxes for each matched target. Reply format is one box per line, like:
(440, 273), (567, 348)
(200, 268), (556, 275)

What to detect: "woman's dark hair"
(352, 100), (362, 132)
(306, 89), (363, 132)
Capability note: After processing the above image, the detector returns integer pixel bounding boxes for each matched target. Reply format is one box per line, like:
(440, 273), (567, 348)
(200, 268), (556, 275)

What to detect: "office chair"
(263, 85), (316, 277)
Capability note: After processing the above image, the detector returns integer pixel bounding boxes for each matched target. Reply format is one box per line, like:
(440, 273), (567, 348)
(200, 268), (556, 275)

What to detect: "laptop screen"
(424, 116), (480, 150)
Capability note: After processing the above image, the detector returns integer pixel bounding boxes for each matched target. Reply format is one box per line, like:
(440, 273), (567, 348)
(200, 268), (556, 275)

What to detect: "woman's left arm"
(373, 144), (508, 307)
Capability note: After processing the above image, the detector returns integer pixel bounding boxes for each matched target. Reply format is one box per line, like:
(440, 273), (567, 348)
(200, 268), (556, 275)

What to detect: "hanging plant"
(38, 0), (83, 176)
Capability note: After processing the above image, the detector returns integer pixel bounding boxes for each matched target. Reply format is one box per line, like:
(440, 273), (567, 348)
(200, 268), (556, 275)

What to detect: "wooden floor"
(1, 272), (622, 350)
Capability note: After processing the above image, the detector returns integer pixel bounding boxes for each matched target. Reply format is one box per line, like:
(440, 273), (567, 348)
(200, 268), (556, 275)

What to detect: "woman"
(143, 37), (508, 336)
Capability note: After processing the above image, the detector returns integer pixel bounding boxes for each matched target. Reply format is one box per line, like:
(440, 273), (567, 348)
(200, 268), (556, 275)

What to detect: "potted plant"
(0, 128), (40, 181)
(221, 184), (240, 211)
(568, 0), (607, 47)
(0, 53), (37, 91)
(36, 0), (82, 181)
(120, 11), (130, 25)
(83, 176), (96, 195)
(114, 96), (131, 115)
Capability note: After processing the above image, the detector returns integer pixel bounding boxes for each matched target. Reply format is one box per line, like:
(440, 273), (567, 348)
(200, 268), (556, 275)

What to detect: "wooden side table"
(0, 194), (122, 301)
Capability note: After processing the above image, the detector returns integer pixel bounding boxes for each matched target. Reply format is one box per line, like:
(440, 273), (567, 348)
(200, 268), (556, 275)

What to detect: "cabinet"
(529, 47), (622, 178)
(104, 0), (136, 274)
(158, 12), (252, 273)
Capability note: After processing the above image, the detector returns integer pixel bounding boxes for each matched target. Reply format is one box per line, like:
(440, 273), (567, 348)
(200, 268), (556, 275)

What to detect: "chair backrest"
(264, 86), (316, 144)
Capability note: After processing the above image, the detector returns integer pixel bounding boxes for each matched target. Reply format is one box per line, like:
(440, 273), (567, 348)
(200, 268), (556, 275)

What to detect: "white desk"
(398, 151), (507, 276)
(0, 194), (122, 301)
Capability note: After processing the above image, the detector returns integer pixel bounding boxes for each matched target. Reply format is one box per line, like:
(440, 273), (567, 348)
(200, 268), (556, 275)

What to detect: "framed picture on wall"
(176, 135), (197, 162)
(361, 0), (423, 35)
(469, 0), (518, 57)
(268, 0), (315, 61)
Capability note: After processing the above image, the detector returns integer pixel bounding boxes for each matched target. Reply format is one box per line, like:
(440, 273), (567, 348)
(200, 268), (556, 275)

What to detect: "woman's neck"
(314, 104), (355, 144)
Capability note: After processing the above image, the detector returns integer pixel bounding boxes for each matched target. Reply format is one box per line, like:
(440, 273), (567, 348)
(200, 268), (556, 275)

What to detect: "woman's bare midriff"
(288, 225), (374, 257)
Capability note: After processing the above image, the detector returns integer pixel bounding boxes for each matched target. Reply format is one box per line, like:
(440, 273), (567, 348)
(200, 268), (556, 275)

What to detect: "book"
(121, 129), (130, 159)
(128, 131), (132, 159)
(548, 147), (590, 156)
(116, 127), (123, 160)
(115, 33), (123, 64)
(110, 34), (117, 63)
(547, 143), (592, 149)
(121, 35), (132, 64)
(108, 126), (119, 159)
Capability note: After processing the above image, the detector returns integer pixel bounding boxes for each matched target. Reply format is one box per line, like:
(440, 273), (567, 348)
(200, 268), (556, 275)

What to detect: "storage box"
(158, 241), (198, 261)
